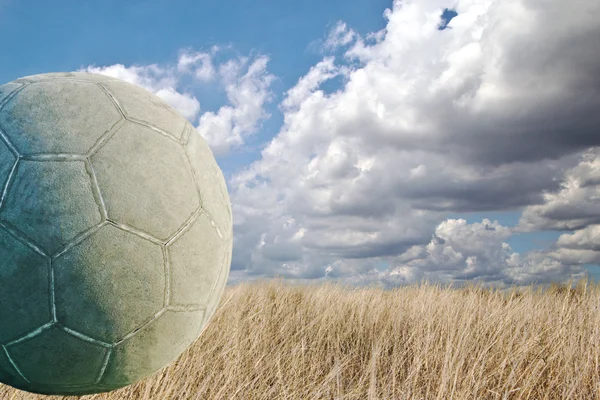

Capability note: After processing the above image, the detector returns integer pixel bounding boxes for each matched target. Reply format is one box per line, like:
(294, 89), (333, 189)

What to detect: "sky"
(1, 0), (599, 292)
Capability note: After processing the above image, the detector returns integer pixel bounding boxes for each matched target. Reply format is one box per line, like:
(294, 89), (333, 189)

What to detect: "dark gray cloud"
(517, 147), (600, 232)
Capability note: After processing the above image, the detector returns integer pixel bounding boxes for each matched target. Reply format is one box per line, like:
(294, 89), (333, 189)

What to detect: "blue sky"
(1, 0), (599, 291)
(0, 0), (388, 179)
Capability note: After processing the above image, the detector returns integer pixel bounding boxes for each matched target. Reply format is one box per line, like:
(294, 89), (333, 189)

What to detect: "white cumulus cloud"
(195, 55), (276, 155)
(226, 0), (600, 289)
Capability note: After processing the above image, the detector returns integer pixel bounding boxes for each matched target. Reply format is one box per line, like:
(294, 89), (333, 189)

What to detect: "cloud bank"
(228, 0), (600, 290)
(82, 0), (600, 291)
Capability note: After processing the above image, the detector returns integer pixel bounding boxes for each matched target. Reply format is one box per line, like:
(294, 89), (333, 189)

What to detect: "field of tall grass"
(2, 276), (600, 400)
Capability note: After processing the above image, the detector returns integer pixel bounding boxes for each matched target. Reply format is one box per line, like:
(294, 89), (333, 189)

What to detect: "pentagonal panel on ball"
(100, 309), (204, 386)
(99, 80), (187, 140)
(185, 124), (232, 240)
(53, 223), (165, 344)
(168, 211), (226, 306)
(0, 227), (51, 344)
(6, 326), (107, 386)
(90, 121), (199, 241)
(0, 79), (121, 155)
(0, 160), (102, 256)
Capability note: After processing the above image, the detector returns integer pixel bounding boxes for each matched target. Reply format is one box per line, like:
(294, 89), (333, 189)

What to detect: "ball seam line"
(0, 156), (18, 212)
(84, 157), (108, 222)
(86, 118), (126, 159)
(0, 128), (20, 158)
(52, 221), (107, 260)
(95, 83), (126, 120)
(2, 344), (30, 383)
(0, 82), (27, 113)
(4, 321), (53, 348)
(0, 220), (47, 257)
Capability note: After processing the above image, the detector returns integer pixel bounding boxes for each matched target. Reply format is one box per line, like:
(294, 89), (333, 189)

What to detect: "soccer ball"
(0, 72), (232, 395)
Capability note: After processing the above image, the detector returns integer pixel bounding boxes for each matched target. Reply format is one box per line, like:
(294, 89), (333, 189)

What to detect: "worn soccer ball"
(0, 72), (232, 395)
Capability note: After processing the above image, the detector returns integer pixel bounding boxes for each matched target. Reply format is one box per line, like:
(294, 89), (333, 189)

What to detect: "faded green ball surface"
(0, 72), (232, 395)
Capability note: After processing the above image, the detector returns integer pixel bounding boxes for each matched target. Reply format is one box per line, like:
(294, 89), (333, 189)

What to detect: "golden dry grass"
(2, 276), (600, 400)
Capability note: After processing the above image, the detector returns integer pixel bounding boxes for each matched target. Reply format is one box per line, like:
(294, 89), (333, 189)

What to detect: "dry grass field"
(2, 276), (600, 400)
